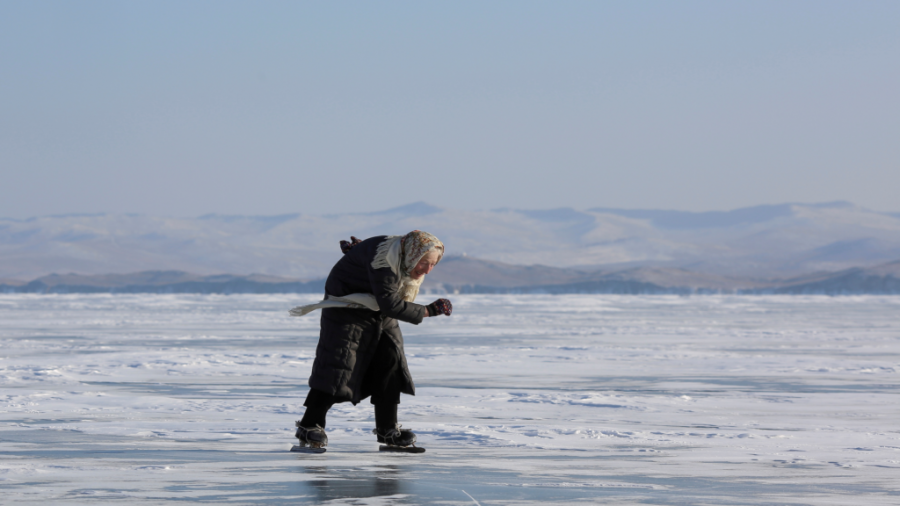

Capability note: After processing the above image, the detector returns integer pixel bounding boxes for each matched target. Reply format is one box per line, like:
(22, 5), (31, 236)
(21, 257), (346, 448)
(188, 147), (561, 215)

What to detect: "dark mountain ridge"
(1, 271), (324, 295)
(3, 257), (898, 295)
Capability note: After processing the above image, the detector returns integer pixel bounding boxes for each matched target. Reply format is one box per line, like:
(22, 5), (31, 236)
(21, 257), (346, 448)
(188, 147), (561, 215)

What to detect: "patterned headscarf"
(371, 230), (444, 302)
(400, 230), (444, 277)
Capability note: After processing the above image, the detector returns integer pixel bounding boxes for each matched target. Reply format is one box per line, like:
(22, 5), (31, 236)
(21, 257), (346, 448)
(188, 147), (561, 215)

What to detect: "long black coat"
(308, 236), (427, 404)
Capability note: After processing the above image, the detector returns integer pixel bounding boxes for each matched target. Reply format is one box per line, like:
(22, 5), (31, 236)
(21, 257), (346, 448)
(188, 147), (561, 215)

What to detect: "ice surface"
(1, 294), (898, 504)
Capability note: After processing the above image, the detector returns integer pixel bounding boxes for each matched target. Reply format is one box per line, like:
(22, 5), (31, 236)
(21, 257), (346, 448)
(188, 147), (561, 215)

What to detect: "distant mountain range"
(2, 201), (900, 284)
(2, 256), (899, 295)
(0, 271), (325, 295)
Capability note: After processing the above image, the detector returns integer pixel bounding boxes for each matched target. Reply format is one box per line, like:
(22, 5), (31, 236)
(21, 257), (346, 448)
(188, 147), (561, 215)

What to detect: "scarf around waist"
(288, 293), (380, 317)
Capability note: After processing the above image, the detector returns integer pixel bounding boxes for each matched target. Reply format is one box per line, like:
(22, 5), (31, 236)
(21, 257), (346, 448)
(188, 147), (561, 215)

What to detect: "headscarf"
(371, 230), (443, 302)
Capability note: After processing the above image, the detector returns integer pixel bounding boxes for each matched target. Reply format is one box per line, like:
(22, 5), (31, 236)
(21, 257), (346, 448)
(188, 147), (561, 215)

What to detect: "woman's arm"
(368, 266), (427, 324)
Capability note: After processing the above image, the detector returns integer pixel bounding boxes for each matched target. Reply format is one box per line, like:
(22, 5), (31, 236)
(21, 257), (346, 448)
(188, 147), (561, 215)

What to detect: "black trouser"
(301, 335), (402, 429)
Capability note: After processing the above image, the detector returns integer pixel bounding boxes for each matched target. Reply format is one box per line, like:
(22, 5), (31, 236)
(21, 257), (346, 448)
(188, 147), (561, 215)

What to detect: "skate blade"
(291, 444), (326, 454)
(379, 445), (425, 453)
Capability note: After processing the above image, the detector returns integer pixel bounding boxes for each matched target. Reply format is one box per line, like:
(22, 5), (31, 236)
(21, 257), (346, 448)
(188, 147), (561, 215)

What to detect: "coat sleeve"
(368, 266), (427, 324)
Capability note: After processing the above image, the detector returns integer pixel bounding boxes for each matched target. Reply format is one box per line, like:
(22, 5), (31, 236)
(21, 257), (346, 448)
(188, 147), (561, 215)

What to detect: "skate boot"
(373, 424), (416, 447)
(294, 422), (328, 449)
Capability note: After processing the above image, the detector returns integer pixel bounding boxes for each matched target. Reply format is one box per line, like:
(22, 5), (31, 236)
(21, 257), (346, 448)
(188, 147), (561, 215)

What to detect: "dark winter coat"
(308, 236), (427, 404)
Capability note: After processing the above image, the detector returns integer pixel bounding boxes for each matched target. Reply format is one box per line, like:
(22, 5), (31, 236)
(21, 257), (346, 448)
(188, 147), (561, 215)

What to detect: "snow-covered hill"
(1, 201), (899, 279)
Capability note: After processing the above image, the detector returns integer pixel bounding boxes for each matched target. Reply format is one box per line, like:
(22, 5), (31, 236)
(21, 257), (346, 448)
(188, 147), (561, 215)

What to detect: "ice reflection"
(299, 465), (408, 503)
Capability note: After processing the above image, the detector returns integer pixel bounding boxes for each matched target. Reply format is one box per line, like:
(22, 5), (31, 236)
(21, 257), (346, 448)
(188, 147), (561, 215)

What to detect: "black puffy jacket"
(308, 236), (427, 404)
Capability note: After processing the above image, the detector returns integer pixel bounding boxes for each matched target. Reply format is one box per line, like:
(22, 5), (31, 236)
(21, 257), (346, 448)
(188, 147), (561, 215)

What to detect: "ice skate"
(291, 422), (328, 453)
(374, 424), (425, 453)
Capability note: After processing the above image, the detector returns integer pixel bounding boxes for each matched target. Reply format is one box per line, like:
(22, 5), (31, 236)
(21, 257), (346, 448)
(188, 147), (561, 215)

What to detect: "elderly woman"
(292, 231), (452, 450)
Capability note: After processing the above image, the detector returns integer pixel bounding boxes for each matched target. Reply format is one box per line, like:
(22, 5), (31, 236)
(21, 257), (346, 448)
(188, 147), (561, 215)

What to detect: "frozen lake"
(1, 294), (898, 505)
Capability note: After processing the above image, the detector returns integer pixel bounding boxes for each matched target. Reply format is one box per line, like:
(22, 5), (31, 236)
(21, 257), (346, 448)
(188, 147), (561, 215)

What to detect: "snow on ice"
(1, 294), (898, 504)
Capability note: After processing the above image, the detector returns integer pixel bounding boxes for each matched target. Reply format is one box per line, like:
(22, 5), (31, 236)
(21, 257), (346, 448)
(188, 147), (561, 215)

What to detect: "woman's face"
(410, 249), (441, 280)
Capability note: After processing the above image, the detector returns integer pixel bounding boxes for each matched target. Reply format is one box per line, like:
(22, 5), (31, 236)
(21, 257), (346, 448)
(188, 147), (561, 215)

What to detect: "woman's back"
(324, 235), (390, 297)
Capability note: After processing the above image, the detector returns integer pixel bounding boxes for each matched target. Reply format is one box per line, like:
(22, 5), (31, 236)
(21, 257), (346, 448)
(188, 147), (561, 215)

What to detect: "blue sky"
(2, 0), (898, 218)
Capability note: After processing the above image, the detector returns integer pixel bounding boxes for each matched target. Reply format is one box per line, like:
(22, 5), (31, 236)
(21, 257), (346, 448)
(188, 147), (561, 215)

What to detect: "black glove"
(340, 236), (363, 254)
(426, 298), (452, 317)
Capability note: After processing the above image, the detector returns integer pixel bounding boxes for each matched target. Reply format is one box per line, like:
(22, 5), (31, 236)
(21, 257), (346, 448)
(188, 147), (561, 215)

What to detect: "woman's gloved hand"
(426, 298), (453, 317)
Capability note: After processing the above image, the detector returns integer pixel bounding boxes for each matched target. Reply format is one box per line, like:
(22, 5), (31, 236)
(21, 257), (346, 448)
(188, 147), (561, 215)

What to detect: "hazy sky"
(2, 0), (898, 218)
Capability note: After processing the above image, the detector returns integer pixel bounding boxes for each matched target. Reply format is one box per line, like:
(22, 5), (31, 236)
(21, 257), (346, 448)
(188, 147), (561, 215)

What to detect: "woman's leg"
(299, 388), (336, 428)
(367, 336), (402, 412)
(295, 389), (334, 447)
(366, 337), (416, 446)
(374, 402), (398, 428)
